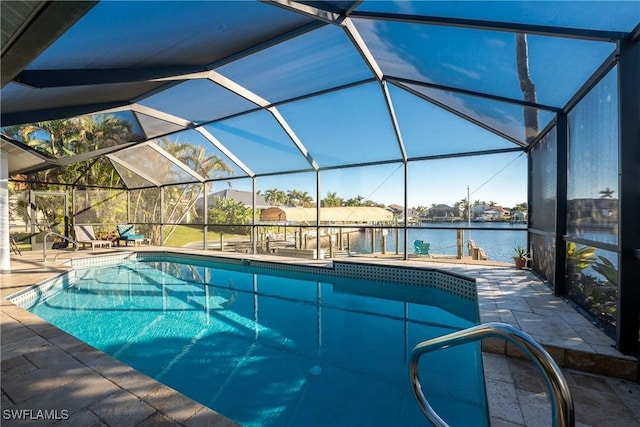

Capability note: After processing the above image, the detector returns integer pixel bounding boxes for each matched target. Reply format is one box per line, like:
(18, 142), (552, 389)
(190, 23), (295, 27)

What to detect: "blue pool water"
(26, 258), (488, 426)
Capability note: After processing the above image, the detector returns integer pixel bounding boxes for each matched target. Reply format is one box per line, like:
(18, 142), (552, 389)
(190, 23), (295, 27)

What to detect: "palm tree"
(76, 115), (133, 153)
(6, 115), (139, 190)
(412, 205), (429, 219)
(6, 116), (135, 234)
(264, 188), (287, 206)
(454, 198), (470, 221)
(287, 189), (302, 206)
(321, 192), (343, 207)
(599, 188), (615, 199)
(298, 191), (314, 208)
(513, 202), (528, 211)
(133, 137), (235, 243)
(516, 33), (539, 144)
(344, 195), (365, 206)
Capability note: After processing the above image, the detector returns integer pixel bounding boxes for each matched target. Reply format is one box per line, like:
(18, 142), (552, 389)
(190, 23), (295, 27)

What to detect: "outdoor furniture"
(413, 240), (430, 256)
(117, 224), (146, 246)
(10, 237), (22, 255)
(74, 225), (112, 250)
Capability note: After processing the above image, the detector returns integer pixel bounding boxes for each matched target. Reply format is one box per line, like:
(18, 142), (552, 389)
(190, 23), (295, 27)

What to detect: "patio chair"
(10, 237), (22, 255)
(74, 225), (112, 250)
(117, 224), (146, 246)
(413, 240), (430, 257)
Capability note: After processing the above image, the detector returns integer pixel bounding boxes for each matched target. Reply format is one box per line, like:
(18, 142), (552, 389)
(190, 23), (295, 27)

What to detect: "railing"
(409, 322), (574, 427)
(43, 231), (79, 262)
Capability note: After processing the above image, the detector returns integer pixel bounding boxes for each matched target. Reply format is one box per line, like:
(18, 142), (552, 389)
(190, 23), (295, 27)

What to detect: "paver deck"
(2, 247), (638, 426)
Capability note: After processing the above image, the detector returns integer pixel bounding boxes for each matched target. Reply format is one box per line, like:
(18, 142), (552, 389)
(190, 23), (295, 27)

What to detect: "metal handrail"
(409, 322), (574, 427)
(43, 231), (79, 262)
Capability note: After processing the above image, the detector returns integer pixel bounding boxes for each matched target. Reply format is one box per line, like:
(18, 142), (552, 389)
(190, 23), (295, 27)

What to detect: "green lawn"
(10, 226), (249, 251)
(164, 225), (247, 247)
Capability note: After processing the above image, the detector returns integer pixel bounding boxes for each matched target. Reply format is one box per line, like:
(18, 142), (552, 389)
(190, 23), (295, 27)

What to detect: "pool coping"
(2, 248), (638, 426)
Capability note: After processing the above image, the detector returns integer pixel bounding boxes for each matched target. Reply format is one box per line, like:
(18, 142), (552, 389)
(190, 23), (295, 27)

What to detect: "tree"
(140, 137), (235, 243)
(286, 189), (302, 206)
(599, 188), (615, 199)
(5, 115), (133, 189)
(344, 195), (365, 206)
(297, 191), (314, 208)
(454, 198), (470, 221)
(321, 192), (343, 207)
(412, 205), (429, 219)
(516, 33), (539, 144)
(5, 115), (134, 234)
(513, 202), (528, 212)
(264, 188), (287, 206)
(208, 196), (252, 235)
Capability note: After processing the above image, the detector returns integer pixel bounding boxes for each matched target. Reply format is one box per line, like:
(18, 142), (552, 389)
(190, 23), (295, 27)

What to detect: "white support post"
(1, 150), (10, 271)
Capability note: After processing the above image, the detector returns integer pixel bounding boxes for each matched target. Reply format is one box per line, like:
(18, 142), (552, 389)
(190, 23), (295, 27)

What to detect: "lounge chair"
(73, 225), (112, 250)
(10, 237), (22, 255)
(117, 224), (146, 246)
(413, 240), (430, 256)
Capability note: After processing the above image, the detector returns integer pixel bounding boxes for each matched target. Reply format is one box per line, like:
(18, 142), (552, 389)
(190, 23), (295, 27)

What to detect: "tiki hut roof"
(260, 206), (394, 224)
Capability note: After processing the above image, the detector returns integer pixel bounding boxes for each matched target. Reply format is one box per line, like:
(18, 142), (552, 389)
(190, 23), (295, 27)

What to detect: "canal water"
(347, 222), (527, 263)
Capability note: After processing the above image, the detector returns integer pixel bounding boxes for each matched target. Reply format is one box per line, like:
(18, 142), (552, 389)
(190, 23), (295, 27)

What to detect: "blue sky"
(225, 150), (528, 209)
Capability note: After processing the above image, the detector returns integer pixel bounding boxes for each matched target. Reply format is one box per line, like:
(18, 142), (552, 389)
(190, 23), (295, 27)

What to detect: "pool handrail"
(409, 322), (575, 427)
(43, 231), (79, 262)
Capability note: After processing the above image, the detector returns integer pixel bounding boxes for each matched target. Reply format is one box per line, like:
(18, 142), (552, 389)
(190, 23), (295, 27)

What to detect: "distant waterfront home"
(567, 198), (618, 227)
(427, 204), (459, 220)
(472, 204), (509, 221)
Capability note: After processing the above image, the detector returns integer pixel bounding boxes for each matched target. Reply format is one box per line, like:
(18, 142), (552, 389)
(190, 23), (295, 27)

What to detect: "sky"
(223, 149), (528, 209)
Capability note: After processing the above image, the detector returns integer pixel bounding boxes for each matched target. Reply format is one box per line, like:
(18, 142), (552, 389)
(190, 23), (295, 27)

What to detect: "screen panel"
(567, 68), (618, 245)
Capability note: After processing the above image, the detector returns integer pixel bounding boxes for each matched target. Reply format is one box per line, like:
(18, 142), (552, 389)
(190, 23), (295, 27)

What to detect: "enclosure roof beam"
(350, 10), (628, 42)
(13, 66), (207, 88)
(147, 142), (207, 182)
(106, 155), (162, 187)
(195, 127), (255, 178)
(262, 0), (345, 25)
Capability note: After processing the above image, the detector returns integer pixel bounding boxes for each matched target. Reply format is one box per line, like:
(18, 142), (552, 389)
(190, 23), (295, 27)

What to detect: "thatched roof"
(260, 206), (394, 224)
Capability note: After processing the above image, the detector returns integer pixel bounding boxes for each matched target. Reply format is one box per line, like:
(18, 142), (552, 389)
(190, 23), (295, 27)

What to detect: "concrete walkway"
(1, 248), (638, 426)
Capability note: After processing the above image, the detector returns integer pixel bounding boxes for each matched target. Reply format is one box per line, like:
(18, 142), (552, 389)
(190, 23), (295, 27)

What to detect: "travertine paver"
(138, 411), (182, 426)
(183, 408), (240, 427)
(110, 370), (169, 401)
(570, 378), (640, 426)
(85, 354), (135, 378)
(608, 377), (640, 420)
(492, 356), (640, 427)
(3, 363), (89, 403)
(483, 353), (526, 426)
(6, 370), (122, 418)
(50, 408), (102, 426)
(485, 376), (525, 425)
(516, 388), (551, 427)
(143, 385), (207, 423)
(89, 389), (156, 426)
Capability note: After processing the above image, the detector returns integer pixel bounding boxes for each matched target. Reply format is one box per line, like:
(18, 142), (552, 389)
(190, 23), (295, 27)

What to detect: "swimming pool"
(12, 254), (488, 426)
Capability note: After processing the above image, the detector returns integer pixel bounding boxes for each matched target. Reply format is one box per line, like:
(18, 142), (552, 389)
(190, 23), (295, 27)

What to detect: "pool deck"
(2, 247), (639, 426)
